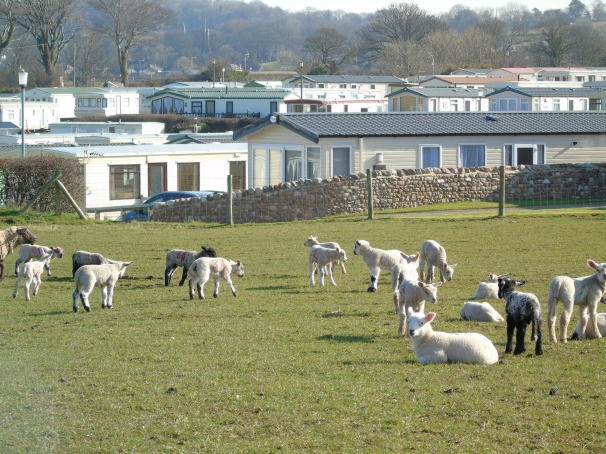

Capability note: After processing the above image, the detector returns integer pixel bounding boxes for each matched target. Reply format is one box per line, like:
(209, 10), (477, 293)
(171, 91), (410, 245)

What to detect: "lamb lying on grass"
(188, 257), (244, 299)
(72, 260), (133, 312)
(308, 245), (347, 286)
(13, 251), (60, 301)
(407, 307), (499, 365)
(571, 313), (606, 340)
(304, 236), (346, 275)
(473, 273), (500, 299)
(460, 302), (504, 322)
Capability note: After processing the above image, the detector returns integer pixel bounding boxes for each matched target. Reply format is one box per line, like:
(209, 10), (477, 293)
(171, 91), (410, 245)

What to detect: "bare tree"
(590, 0), (606, 20)
(0, 0), (15, 56)
(377, 40), (423, 78)
(303, 27), (349, 66)
(570, 23), (606, 65)
(531, 18), (574, 66)
(87, 0), (174, 86)
(13, 0), (81, 84)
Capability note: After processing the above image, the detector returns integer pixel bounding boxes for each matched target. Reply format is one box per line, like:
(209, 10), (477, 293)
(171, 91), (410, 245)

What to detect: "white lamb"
(571, 313), (606, 340)
(407, 307), (499, 365)
(460, 302), (504, 322)
(13, 251), (58, 301)
(354, 239), (407, 292)
(72, 260), (134, 312)
(390, 252), (420, 313)
(14, 245), (63, 277)
(304, 235), (346, 275)
(473, 273), (500, 299)
(397, 280), (442, 336)
(419, 240), (457, 283)
(188, 257), (245, 299)
(308, 245), (348, 286)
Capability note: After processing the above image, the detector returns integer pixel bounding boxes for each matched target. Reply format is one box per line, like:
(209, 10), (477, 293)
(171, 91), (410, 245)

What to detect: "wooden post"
(56, 180), (87, 219)
(54, 181), (62, 215)
(227, 175), (233, 226)
(367, 168), (373, 220)
(20, 169), (62, 214)
(498, 165), (505, 218)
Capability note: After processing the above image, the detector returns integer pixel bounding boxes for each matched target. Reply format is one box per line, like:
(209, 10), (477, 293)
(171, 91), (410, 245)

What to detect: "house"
(486, 68), (546, 81)
(49, 121), (165, 135)
(282, 75), (405, 98)
(146, 87), (295, 118)
(450, 68), (493, 76)
(419, 75), (524, 89)
(0, 95), (62, 130)
(486, 86), (606, 111)
(387, 87), (489, 112)
(233, 111), (606, 188)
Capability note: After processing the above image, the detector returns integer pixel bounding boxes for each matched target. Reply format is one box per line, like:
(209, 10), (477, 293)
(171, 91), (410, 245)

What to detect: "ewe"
(0, 226), (37, 280)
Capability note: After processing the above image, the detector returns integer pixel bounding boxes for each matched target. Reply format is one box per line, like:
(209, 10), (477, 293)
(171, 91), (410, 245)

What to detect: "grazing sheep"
(15, 245), (63, 277)
(304, 235), (346, 275)
(407, 307), (499, 365)
(164, 246), (217, 286)
(308, 245), (348, 286)
(13, 251), (59, 301)
(188, 257), (244, 299)
(571, 313), (606, 340)
(547, 260), (606, 343)
(72, 251), (110, 277)
(0, 226), (37, 280)
(72, 260), (134, 312)
(419, 240), (457, 283)
(460, 301), (504, 322)
(473, 273), (500, 299)
(397, 280), (442, 336)
(497, 276), (543, 356)
(354, 239), (407, 292)
(390, 252), (420, 313)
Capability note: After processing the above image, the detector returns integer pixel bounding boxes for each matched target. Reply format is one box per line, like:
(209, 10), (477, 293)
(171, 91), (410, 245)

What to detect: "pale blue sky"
(261, 0), (571, 15)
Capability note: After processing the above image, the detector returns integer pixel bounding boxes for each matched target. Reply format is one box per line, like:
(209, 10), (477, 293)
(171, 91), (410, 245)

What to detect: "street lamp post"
(212, 59), (216, 87)
(139, 59), (145, 74)
(222, 67), (225, 83)
(18, 69), (27, 158)
(244, 52), (249, 71)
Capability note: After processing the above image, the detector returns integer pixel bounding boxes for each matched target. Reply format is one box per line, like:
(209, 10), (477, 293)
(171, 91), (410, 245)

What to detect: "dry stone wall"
(152, 163), (606, 223)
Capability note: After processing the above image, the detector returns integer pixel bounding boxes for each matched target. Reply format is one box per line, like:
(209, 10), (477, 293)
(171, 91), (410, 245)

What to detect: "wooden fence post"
(54, 181), (62, 215)
(498, 165), (505, 217)
(367, 169), (373, 220)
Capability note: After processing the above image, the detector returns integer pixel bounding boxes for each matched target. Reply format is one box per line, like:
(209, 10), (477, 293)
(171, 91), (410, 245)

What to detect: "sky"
(259, 0), (571, 15)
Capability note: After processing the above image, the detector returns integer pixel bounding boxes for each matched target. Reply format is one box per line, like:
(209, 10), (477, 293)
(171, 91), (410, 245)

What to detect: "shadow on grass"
(247, 285), (292, 291)
(48, 277), (74, 283)
(342, 359), (416, 365)
(30, 311), (68, 316)
(322, 312), (371, 318)
(318, 334), (375, 343)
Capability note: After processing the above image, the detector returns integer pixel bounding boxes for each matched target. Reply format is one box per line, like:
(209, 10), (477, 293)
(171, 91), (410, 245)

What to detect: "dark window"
(110, 165), (140, 200)
(177, 163), (200, 191)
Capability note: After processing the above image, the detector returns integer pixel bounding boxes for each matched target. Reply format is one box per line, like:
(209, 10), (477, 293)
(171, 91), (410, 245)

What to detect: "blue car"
(121, 190), (224, 222)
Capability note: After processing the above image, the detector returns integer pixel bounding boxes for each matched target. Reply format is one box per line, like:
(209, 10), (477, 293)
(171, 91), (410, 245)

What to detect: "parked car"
(120, 190), (224, 222)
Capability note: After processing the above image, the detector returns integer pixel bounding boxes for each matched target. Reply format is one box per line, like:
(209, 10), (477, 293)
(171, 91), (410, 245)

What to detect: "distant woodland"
(0, 0), (604, 88)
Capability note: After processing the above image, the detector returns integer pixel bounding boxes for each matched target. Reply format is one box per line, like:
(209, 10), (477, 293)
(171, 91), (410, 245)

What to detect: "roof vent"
(485, 115), (499, 122)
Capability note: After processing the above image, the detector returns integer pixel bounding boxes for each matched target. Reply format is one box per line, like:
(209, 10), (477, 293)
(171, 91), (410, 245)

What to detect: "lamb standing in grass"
(546, 260), (606, 342)
(188, 257), (244, 299)
(308, 245), (348, 286)
(304, 235), (346, 275)
(0, 226), (37, 280)
(165, 246), (217, 286)
(460, 302), (504, 322)
(15, 245), (63, 277)
(397, 280), (442, 336)
(72, 260), (133, 312)
(354, 240), (407, 292)
(407, 307), (499, 365)
(419, 240), (457, 283)
(473, 273), (500, 299)
(13, 251), (59, 301)
(390, 252), (420, 313)
(497, 276), (543, 356)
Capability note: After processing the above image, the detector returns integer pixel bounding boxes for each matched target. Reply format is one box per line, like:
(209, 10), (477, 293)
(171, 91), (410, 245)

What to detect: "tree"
(13, 0), (81, 84)
(303, 27), (348, 66)
(590, 0), (606, 20)
(0, 0), (15, 57)
(570, 23), (606, 64)
(88, 0), (174, 86)
(357, 3), (446, 65)
(531, 18), (574, 66)
(308, 61), (328, 75)
(377, 40), (423, 79)
(568, 0), (588, 20)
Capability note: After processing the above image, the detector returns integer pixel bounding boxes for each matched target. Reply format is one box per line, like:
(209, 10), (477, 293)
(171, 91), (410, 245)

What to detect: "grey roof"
(0, 122), (19, 129)
(453, 68), (492, 75)
(147, 87), (292, 100)
(168, 133), (245, 144)
(387, 87), (486, 98)
(487, 86), (605, 97)
(234, 111), (606, 143)
(283, 75), (405, 84)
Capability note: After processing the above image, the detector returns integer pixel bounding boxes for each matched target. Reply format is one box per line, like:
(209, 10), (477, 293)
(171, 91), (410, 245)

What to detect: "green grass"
(2, 210), (606, 452)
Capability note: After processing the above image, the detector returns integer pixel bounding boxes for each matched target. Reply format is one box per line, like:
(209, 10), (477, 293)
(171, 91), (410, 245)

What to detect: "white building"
(0, 95), (61, 130)
(49, 121), (165, 135)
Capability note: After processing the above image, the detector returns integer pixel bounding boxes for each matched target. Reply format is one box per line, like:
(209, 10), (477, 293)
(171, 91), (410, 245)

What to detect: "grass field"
(2, 209), (606, 452)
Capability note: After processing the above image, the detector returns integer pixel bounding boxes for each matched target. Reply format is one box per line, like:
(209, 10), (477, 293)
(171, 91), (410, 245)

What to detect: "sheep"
(419, 240), (457, 283)
(497, 276), (543, 356)
(12, 251), (59, 301)
(72, 260), (134, 312)
(0, 226), (37, 280)
(407, 307), (499, 365)
(353, 239), (407, 292)
(571, 313), (606, 340)
(390, 252), (420, 313)
(164, 246), (217, 286)
(304, 235), (346, 275)
(460, 302), (504, 322)
(397, 279), (442, 336)
(308, 245), (348, 286)
(72, 251), (110, 277)
(546, 260), (606, 343)
(14, 245), (63, 277)
(188, 257), (244, 300)
(473, 273), (500, 299)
